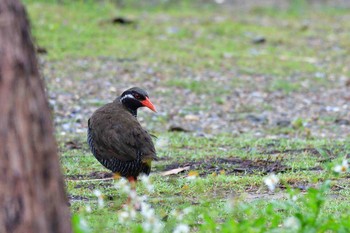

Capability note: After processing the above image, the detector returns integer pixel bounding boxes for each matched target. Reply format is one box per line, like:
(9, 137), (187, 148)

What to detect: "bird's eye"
(133, 93), (141, 99)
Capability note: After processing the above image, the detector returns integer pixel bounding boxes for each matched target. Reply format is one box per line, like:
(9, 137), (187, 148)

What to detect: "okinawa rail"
(87, 87), (157, 184)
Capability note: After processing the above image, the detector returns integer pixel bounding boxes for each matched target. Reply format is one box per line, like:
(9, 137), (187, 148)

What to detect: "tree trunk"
(0, 0), (72, 232)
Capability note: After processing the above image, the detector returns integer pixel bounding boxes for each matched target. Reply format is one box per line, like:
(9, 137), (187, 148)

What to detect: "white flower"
(173, 207), (193, 221)
(173, 224), (190, 233)
(283, 216), (300, 230)
(129, 208), (137, 219)
(118, 211), (129, 222)
(119, 204), (138, 223)
(142, 215), (162, 233)
(264, 174), (279, 191)
(139, 195), (148, 202)
(140, 175), (154, 192)
(114, 178), (131, 194)
(142, 206), (155, 220)
(140, 201), (163, 233)
(142, 222), (152, 232)
(333, 160), (348, 173)
(176, 213), (184, 221)
(186, 176), (197, 180)
(85, 205), (92, 213)
(183, 207), (192, 215)
(79, 217), (90, 231)
(129, 190), (137, 199)
(141, 202), (152, 215)
(97, 197), (104, 208)
(170, 209), (181, 219)
(153, 221), (163, 233)
(140, 175), (150, 184)
(93, 189), (104, 208)
(93, 189), (101, 197)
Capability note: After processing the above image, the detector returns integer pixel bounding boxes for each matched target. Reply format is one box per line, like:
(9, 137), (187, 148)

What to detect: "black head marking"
(119, 87), (149, 116)
(121, 87), (149, 101)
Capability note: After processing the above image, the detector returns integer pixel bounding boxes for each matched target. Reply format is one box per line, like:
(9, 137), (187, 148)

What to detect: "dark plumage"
(87, 87), (157, 179)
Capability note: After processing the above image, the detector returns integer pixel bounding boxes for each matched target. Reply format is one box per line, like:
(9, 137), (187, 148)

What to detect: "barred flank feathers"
(87, 128), (150, 177)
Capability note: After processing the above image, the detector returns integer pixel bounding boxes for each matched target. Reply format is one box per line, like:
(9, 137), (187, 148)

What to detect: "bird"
(87, 87), (157, 188)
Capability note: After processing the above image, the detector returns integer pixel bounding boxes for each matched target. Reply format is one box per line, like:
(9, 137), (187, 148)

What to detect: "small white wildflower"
(129, 190), (137, 199)
(291, 195), (298, 202)
(140, 201), (163, 233)
(283, 216), (300, 230)
(142, 215), (162, 233)
(170, 209), (181, 219)
(186, 176), (197, 180)
(118, 211), (129, 222)
(176, 213), (184, 221)
(141, 202), (152, 215)
(174, 207), (193, 221)
(129, 208), (137, 219)
(140, 175), (154, 192)
(139, 195), (148, 202)
(183, 207), (192, 215)
(264, 173), (279, 191)
(333, 159), (348, 173)
(140, 175), (150, 184)
(93, 189), (104, 208)
(80, 218), (88, 227)
(85, 205), (92, 213)
(142, 222), (152, 232)
(97, 197), (104, 208)
(142, 206), (155, 220)
(153, 220), (163, 233)
(93, 189), (101, 197)
(173, 224), (190, 233)
(79, 218), (90, 231)
(146, 184), (154, 192)
(114, 178), (131, 194)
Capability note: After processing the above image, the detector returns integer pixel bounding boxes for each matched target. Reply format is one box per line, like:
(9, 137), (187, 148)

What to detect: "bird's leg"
(127, 176), (137, 189)
(126, 176), (141, 210)
(127, 176), (136, 205)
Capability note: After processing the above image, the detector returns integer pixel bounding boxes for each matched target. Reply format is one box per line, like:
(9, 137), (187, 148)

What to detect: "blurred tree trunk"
(0, 0), (72, 233)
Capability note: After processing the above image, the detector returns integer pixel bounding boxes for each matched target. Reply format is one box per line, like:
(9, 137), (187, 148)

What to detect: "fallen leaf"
(182, 184), (190, 191)
(187, 170), (199, 177)
(161, 166), (191, 176)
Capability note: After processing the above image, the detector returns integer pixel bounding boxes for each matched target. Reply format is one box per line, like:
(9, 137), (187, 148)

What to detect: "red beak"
(141, 97), (157, 112)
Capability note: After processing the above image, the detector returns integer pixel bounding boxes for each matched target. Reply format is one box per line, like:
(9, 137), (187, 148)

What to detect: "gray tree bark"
(0, 0), (72, 232)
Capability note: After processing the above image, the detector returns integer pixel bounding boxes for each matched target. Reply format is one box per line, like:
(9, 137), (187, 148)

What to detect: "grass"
(25, 0), (350, 80)
(23, 0), (350, 232)
(61, 132), (350, 232)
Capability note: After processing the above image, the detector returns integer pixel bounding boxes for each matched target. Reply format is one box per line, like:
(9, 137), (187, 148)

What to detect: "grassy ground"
(24, 0), (350, 232)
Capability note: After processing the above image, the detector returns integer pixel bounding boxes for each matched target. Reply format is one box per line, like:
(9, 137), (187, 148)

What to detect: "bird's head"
(120, 87), (156, 116)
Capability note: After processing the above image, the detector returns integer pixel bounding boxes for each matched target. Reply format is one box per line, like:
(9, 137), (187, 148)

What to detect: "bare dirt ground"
(42, 57), (350, 139)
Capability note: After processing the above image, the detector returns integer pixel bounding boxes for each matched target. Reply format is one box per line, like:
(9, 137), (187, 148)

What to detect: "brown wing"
(88, 103), (157, 162)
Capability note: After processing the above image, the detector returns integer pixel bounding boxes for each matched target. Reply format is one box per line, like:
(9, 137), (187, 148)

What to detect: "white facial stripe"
(120, 94), (135, 102)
